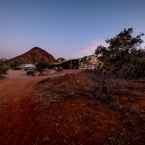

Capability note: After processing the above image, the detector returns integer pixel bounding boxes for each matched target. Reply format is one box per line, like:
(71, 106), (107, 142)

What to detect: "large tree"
(95, 28), (145, 79)
(95, 28), (144, 61)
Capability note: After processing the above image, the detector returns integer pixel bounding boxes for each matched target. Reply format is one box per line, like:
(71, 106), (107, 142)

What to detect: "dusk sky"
(0, 0), (145, 59)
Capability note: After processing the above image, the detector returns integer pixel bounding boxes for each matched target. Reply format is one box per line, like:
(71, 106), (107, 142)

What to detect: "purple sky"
(0, 0), (145, 59)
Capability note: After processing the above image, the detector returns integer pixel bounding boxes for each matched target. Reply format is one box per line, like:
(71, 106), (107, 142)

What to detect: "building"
(79, 55), (104, 70)
(49, 55), (104, 70)
(51, 59), (80, 69)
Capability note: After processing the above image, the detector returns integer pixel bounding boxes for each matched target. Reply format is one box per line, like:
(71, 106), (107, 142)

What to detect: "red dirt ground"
(0, 70), (144, 145)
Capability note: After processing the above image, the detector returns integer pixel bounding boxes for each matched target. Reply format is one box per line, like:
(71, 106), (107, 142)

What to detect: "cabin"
(79, 55), (104, 70)
(50, 59), (80, 69)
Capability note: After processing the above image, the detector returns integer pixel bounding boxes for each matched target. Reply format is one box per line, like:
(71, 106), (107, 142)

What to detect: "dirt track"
(0, 70), (73, 144)
(0, 70), (119, 145)
(0, 70), (145, 145)
(0, 70), (50, 145)
(0, 69), (81, 108)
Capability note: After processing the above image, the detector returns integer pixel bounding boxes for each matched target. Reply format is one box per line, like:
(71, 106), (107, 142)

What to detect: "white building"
(79, 55), (104, 70)
(22, 64), (36, 71)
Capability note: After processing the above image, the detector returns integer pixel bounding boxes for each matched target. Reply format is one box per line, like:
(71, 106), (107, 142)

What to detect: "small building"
(22, 64), (36, 70)
(79, 55), (104, 70)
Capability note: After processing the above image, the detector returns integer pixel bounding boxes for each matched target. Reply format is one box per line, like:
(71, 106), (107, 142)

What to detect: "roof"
(23, 64), (36, 68)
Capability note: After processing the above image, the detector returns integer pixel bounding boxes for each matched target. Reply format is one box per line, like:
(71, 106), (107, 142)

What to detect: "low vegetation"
(36, 62), (50, 72)
(35, 69), (145, 144)
(0, 59), (8, 78)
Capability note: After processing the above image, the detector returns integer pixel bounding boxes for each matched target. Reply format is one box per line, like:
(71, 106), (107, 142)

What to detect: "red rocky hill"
(9, 47), (56, 64)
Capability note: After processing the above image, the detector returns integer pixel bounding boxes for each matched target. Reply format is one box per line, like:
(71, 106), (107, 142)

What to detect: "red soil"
(0, 70), (144, 145)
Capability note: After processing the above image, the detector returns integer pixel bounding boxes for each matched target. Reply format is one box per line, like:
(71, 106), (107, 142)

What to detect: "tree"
(95, 28), (144, 61)
(95, 45), (107, 56)
(95, 28), (145, 79)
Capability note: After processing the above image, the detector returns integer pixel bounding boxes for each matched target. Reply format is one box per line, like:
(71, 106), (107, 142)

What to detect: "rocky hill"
(9, 47), (56, 65)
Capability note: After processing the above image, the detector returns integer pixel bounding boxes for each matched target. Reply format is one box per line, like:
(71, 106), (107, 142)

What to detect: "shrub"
(36, 62), (50, 72)
(104, 132), (130, 145)
(9, 60), (23, 70)
(0, 60), (8, 77)
(99, 95), (113, 104)
(116, 57), (145, 79)
(110, 102), (123, 112)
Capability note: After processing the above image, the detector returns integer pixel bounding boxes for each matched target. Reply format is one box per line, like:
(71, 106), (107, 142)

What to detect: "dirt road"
(0, 70), (99, 145)
(0, 70), (119, 145)
(0, 70), (51, 144)
(0, 69), (80, 104)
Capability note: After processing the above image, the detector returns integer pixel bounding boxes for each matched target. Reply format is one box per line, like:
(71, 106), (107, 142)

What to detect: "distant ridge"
(9, 47), (56, 64)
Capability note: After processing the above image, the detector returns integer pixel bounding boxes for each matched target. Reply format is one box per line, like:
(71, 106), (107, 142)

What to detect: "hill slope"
(9, 47), (56, 64)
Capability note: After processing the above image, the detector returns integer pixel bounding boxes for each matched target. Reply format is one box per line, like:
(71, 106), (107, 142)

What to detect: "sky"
(0, 0), (145, 59)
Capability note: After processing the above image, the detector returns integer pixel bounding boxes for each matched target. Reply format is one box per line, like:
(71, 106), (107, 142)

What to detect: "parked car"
(23, 64), (36, 76)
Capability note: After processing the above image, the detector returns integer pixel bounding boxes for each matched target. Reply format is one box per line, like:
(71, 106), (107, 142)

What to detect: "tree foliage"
(95, 28), (145, 79)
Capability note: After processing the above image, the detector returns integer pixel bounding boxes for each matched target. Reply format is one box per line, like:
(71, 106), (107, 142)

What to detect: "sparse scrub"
(9, 60), (23, 70)
(104, 132), (130, 145)
(99, 95), (113, 104)
(0, 60), (8, 78)
(110, 102), (123, 112)
(104, 107), (145, 145)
